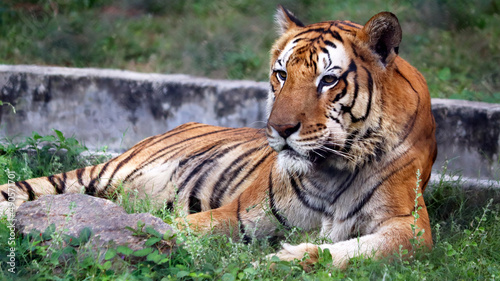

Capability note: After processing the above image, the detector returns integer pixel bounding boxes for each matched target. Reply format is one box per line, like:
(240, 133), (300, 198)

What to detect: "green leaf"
(145, 225), (161, 238)
(125, 226), (141, 235)
(270, 255), (280, 262)
(79, 227), (92, 243)
(163, 230), (175, 240)
(116, 245), (133, 256)
(177, 271), (189, 278)
(62, 246), (77, 256)
(53, 129), (65, 142)
(102, 261), (112, 270)
(243, 267), (257, 275)
(65, 235), (80, 246)
(133, 247), (154, 257)
(145, 237), (162, 246)
(33, 132), (42, 141)
(137, 220), (145, 230)
(105, 248), (117, 260)
(146, 250), (162, 263)
(221, 273), (235, 281)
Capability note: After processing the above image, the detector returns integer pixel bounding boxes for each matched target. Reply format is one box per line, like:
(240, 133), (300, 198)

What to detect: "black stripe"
(227, 150), (274, 196)
(330, 30), (343, 42)
(177, 141), (225, 167)
(210, 159), (251, 208)
(341, 158), (416, 221)
(209, 143), (264, 208)
(294, 28), (343, 44)
(48, 175), (64, 194)
(394, 66), (420, 147)
(324, 40), (336, 48)
(85, 166), (99, 195)
(1, 191), (8, 201)
(339, 21), (361, 29)
(395, 67), (418, 94)
(295, 28), (327, 37)
(113, 123), (213, 185)
(332, 86), (347, 103)
(17, 181), (35, 201)
(236, 195), (252, 243)
(326, 168), (359, 205)
(269, 171), (291, 230)
(342, 129), (359, 154)
(149, 123), (210, 148)
(184, 141), (248, 210)
(350, 67), (373, 123)
(124, 128), (241, 183)
(179, 141), (242, 195)
(289, 176), (329, 215)
(94, 162), (113, 196)
(62, 172), (67, 192)
(335, 60), (357, 105)
(76, 168), (85, 186)
(123, 144), (188, 183)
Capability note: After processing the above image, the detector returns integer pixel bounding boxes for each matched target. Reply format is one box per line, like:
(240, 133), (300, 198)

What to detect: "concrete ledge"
(432, 98), (500, 180)
(0, 64), (268, 150)
(1, 65), (499, 182)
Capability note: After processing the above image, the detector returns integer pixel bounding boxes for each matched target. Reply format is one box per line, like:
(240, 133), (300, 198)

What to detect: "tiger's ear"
(360, 12), (402, 66)
(275, 5), (304, 35)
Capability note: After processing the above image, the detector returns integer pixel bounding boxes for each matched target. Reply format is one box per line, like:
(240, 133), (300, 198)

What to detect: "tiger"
(0, 6), (437, 268)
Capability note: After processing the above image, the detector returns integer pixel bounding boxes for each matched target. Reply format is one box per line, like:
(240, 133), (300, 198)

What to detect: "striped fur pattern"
(0, 7), (437, 268)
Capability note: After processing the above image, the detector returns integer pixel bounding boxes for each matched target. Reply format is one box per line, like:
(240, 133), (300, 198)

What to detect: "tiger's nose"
(268, 122), (301, 139)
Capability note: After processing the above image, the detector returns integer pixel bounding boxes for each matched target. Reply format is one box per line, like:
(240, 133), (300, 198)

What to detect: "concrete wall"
(1, 65), (499, 182)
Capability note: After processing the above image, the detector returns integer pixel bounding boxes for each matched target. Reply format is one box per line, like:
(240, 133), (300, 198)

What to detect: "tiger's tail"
(0, 162), (107, 215)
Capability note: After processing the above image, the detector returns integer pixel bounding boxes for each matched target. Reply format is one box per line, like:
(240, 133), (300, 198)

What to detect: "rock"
(15, 193), (176, 262)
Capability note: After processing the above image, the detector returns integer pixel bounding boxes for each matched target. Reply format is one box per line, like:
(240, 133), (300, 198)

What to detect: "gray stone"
(15, 193), (176, 260)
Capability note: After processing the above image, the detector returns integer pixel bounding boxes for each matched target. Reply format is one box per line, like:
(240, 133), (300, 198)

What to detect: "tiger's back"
(1, 123), (274, 215)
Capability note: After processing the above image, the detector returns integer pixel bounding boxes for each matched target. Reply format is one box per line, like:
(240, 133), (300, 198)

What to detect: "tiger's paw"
(270, 243), (318, 262)
(264, 243), (319, 271)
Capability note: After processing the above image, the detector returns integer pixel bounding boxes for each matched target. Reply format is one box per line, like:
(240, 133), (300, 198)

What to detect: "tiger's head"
(266, 7), (413, 175)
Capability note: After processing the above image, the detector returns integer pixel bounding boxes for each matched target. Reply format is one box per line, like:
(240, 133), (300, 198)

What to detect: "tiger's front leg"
(270, 207), (432, 269)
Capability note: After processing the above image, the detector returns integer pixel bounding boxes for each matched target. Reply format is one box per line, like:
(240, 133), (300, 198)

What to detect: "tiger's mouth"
(276, 148), (313, 175)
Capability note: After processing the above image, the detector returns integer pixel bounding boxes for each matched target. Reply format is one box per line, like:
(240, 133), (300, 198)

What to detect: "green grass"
(0, 132), (499, 280)
(0, 0), (499, 103)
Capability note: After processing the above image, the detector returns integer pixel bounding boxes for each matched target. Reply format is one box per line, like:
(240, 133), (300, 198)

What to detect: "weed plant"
(0, 130), (109, 184)
(0, 0), (499, 103)
(0, 133), (498, 280)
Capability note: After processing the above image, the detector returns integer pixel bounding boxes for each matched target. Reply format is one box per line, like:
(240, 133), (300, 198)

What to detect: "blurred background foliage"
(0, 0), (499, 103)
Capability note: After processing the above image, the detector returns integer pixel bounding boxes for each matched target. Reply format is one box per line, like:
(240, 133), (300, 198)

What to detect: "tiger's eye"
(277, 70), (287, 81)
(322, 75), (337, 85)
